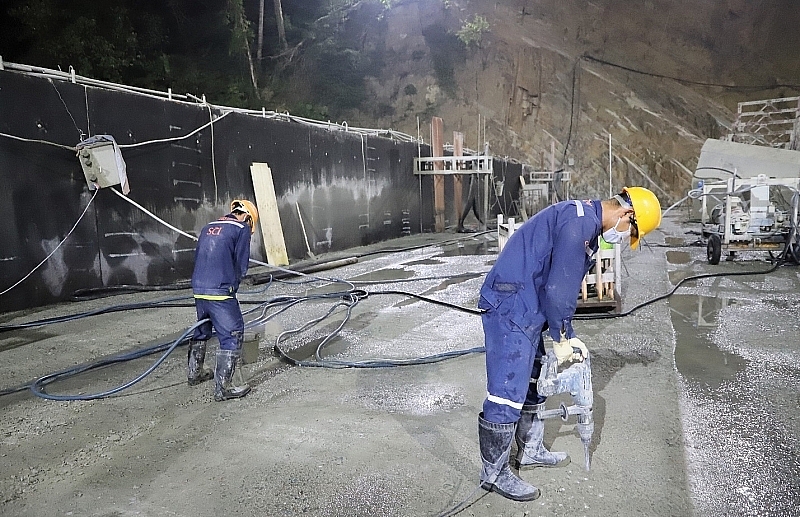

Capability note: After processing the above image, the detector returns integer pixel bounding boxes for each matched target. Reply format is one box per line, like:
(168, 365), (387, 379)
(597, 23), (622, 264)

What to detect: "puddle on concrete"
(434, 272), (482, 288)
(394, 273), (482, 308)
(300, 282), (358, 297)
(402, 258), (443, 266)
(666, 250), (691, 264)
(299, 268), (417, 297)
(669, 293), (746, 390)
(668, 292), (800, 516)
(668, 270), (768, 288)
(400, 239), (490, 265)
(347, 268), (415, 283)
(665, 236), (685, 246)
(437, 239), (490, 257)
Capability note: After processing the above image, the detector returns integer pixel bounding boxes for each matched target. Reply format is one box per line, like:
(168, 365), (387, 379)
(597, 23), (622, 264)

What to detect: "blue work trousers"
(482, 305), (547, 424)
(192, 298), (244, 351)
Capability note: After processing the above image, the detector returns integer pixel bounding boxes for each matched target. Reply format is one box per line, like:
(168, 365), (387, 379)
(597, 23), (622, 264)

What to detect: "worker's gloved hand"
(553, 337), (589, 365)
(567, 337), (589, 362)
(553, 339), (576, 365)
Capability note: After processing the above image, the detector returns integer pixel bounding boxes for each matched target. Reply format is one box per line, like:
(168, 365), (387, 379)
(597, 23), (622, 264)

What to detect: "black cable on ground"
(27, 320), (206, 401)
(367, 289), (485, 315)
(271, 289), (486, 369)
(71, 281), (192, 301)
(242, 258), (800, 370)
(0, 297), (275, 333)
(434, 484), (488, 517)
(2, 293), (302, 399)
(0, 298), (195, 332)
(1, 258), (788, 398)
(275, 341), (486, 369)
(6, 233), (796, 399)
(575, 261), (784, 320)
(580, 224), (800, 320)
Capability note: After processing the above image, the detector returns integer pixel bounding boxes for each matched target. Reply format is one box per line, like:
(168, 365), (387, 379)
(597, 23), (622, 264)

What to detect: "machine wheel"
(707, 234), (722, 265)
(785, 229), (800, 264)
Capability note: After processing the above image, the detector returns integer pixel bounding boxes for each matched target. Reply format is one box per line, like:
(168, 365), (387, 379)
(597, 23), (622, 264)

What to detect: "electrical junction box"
(76, 135), (130, 194)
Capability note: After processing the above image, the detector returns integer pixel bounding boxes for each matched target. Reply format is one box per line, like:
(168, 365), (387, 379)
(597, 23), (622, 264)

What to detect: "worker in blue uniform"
(477, 187), (662, 501)
(188, 199), (259, 402)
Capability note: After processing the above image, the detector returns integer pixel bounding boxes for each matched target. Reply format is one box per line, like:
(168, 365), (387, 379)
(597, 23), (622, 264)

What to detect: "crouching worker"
(477, 187), (662, 501)
(187, 199), (259, 401)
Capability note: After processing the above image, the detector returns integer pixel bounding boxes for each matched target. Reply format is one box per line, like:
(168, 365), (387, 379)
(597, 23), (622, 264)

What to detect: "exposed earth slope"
(323, 0), (800, 203)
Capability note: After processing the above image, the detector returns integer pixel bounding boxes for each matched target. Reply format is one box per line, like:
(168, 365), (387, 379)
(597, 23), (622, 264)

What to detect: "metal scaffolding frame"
(730, 96), (800, 150)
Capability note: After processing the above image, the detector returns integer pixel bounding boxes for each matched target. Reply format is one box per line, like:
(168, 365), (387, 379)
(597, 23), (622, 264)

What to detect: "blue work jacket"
(191, 214), (251, 297)
(479, 200), (602, 342)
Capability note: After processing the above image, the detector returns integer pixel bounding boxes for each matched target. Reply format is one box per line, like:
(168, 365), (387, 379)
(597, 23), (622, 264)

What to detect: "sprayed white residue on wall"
(281, 175), (390, 206)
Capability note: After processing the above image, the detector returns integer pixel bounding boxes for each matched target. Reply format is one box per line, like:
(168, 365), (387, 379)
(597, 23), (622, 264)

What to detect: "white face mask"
(602, 217), (631, 244)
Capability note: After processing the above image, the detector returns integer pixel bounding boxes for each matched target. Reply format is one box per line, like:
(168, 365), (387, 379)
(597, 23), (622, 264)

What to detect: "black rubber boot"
(187, 340), (213, 386)
(214, 349), (251, 401)
(512, 403), (570, 469)
(478, 413), (541, 501)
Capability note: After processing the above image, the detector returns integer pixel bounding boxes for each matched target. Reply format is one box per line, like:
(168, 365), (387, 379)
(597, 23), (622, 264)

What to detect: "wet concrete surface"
(0, 215), (798, 516)
(667, 267), (800, 516)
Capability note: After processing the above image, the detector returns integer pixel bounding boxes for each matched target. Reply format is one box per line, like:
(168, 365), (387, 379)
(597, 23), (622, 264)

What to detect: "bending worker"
(477, 187), (662, 501)
(187, 199), (259, 402)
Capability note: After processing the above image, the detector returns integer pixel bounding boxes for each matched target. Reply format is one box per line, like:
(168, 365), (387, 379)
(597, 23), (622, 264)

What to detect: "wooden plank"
(250, 162), (289, 266)
(432, 117), (445, 232)
(453, 131), (463, 224)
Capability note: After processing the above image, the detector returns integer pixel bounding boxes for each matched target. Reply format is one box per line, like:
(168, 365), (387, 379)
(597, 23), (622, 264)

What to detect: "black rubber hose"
(575, 262), (783, 320)
(28, 320), (206, 401)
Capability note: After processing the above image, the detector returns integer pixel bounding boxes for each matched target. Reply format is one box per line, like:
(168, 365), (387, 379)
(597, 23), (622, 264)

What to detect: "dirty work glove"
(553, 337), (589, 365)
(567, 337), (589, 362)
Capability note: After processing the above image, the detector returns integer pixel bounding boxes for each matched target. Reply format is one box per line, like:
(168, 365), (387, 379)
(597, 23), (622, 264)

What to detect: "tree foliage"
(456, 14), (490, 48)
(0, 0), (390, 114)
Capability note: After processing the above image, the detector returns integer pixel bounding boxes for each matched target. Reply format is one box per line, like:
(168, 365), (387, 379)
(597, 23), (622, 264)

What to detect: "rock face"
(326, 0), (800, 204)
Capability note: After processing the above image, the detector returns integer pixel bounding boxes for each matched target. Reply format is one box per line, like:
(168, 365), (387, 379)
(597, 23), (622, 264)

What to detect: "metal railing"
(730, 96), (800, 150)
(413, 155), (493, 175)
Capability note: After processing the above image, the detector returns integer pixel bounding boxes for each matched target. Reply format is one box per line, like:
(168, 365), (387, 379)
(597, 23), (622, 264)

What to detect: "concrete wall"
(0, 70), (523, 312)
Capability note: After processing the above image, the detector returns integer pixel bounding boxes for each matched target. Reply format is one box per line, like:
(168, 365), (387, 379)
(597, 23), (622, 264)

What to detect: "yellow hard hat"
(622, 187), (661, 250)
(230, 199), (259, 234)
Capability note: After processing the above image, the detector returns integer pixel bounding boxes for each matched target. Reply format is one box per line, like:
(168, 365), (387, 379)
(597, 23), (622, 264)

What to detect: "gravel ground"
(6, 213), (792, 517)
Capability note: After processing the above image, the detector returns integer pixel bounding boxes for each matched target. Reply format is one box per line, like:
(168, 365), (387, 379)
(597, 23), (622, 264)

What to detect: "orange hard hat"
(230, 199), (259, 234)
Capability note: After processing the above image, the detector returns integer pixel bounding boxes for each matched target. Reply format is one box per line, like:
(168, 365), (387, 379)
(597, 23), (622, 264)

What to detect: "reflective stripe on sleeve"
(486, 392), (524, 410)
(574, 199), (584, 217)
